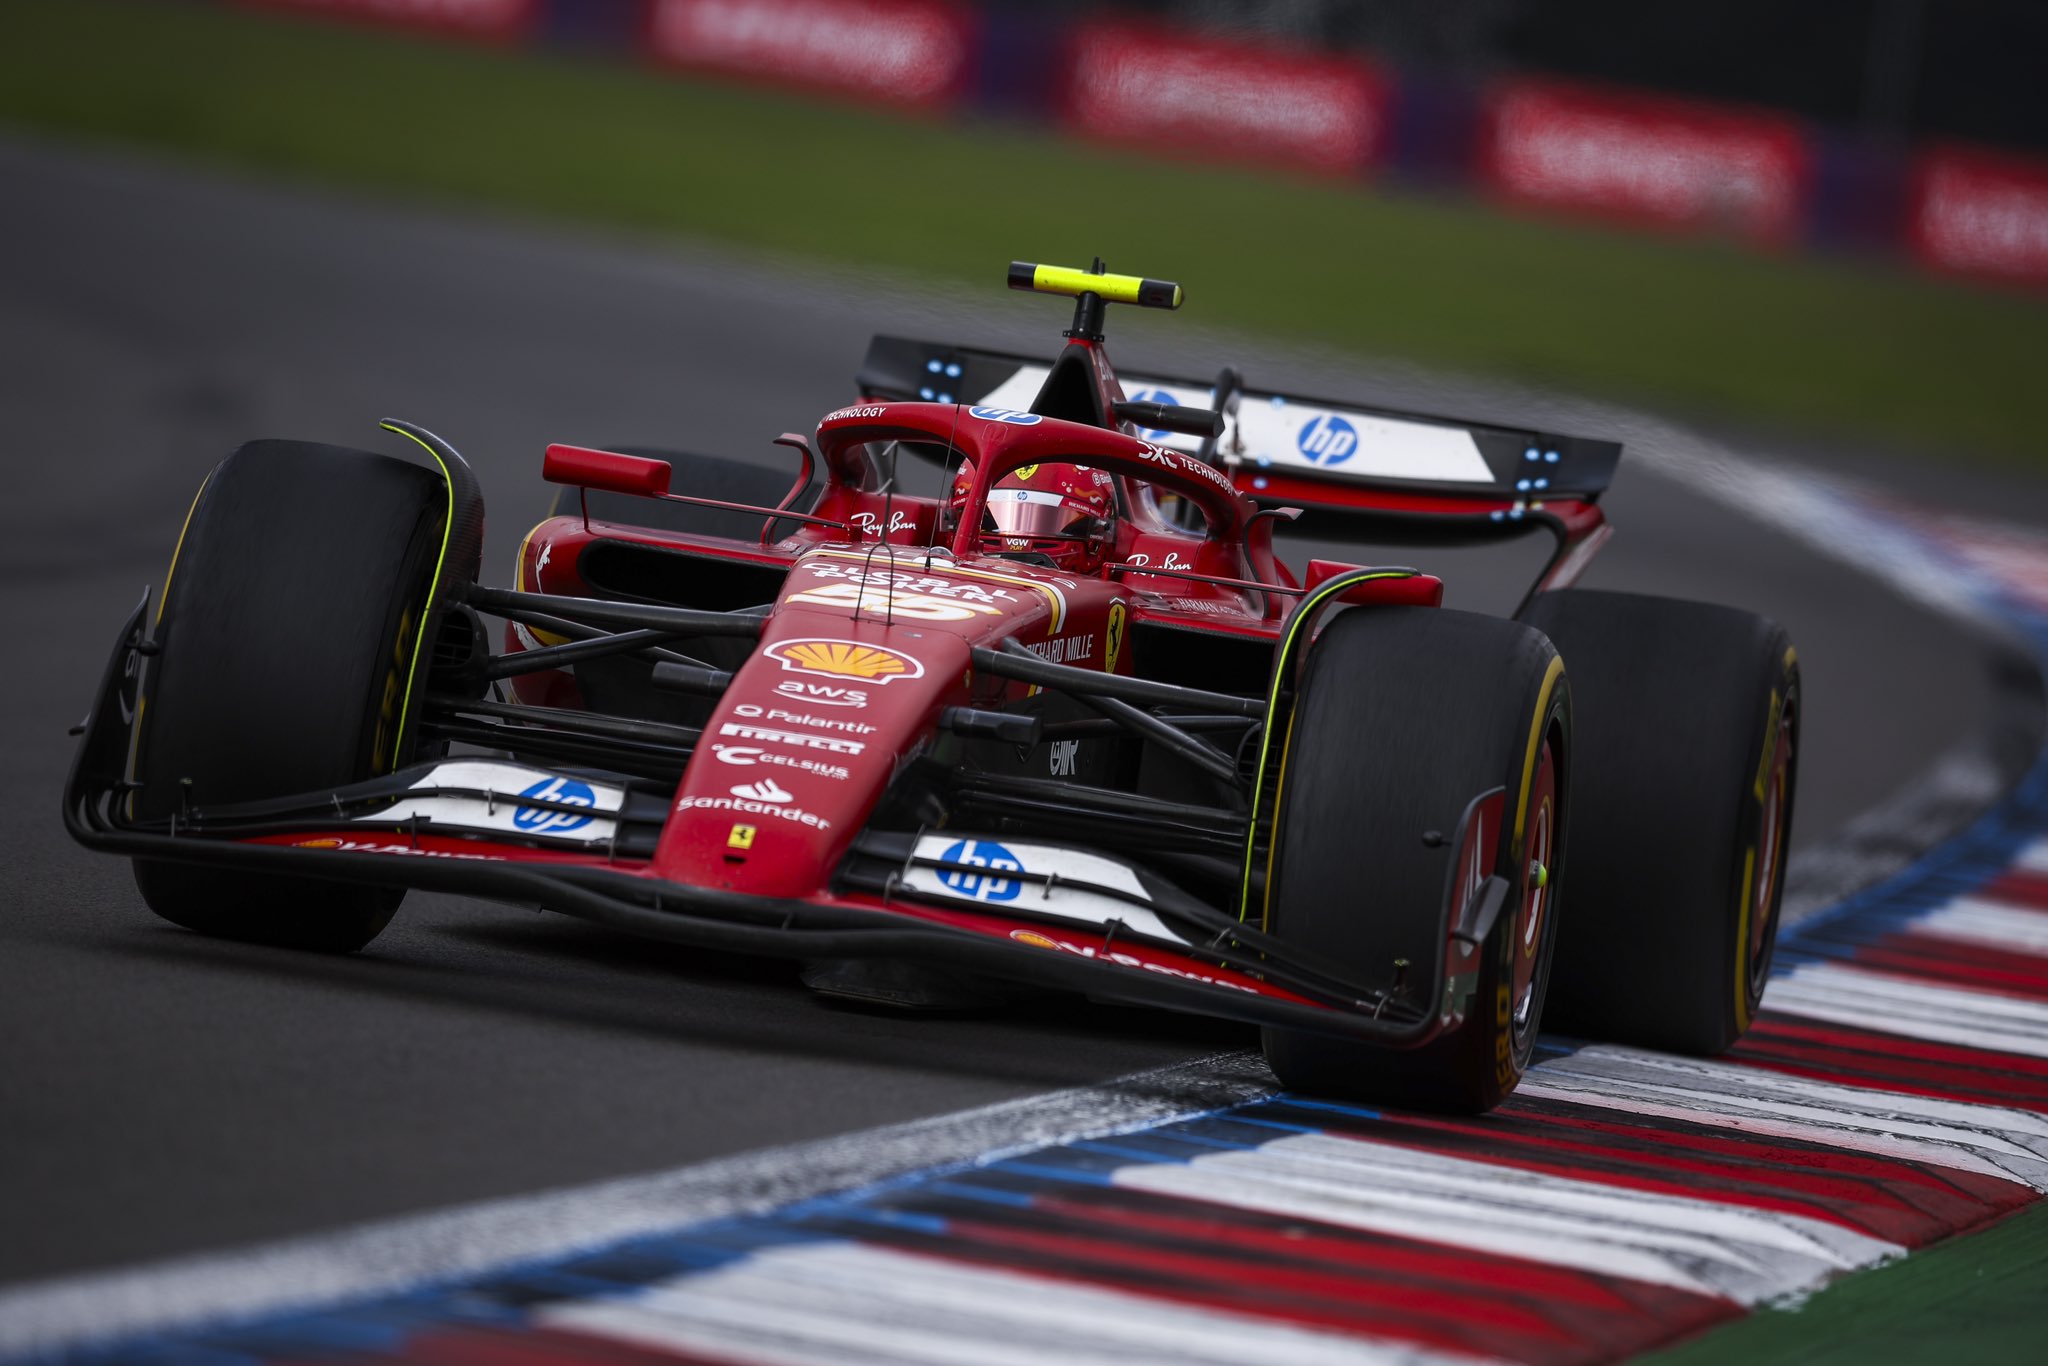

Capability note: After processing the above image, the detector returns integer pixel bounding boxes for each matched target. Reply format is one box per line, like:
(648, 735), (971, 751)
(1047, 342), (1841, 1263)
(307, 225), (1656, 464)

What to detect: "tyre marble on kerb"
(1107, 1131), (1897, 1305)
(1517, 1046), (2048, 1191)
(1909, 897), (2048, 956)
(1761, 964), (2048, 1059)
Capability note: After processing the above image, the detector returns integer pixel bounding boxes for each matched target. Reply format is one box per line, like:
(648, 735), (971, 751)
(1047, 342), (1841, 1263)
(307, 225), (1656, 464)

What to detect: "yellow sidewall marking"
(155, 471), (213, 626)
(1237, 571), (1415, 921)
(1733, 845), (1757, 1030)
(1513, 656), (1566, 849)
(378, 422), (457, 769)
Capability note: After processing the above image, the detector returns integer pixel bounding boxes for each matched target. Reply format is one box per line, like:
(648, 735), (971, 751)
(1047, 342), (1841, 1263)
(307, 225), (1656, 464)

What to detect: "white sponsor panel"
(975, 364), (1494, 485)
(903, 835), (1187, 945)
(356, 761), (623, 842)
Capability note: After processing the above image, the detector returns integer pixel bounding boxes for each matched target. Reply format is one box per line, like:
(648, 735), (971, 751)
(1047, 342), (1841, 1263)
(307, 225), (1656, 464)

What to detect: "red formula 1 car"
(66, 262), (1799, 1112)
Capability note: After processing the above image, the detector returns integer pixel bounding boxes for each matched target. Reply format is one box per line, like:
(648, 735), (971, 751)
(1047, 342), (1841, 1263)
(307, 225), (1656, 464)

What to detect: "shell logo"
(1010, 929), (1063, 950)
(296, 839), (343, 850)
(765, 638), (927, 685)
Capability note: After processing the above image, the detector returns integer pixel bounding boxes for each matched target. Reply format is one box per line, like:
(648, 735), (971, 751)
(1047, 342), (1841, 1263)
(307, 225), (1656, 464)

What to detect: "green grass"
(1637, 1204), (2048, 1365)
(6, 0), (2046, 459)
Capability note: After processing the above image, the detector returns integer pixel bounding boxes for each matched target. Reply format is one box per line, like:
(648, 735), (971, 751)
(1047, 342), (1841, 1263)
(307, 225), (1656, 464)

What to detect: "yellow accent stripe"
(805, 547), (1068, 631)
(1237, 570), (1416, 921)
(378, 422), (457, 768)
(1514, 656), (1567, 849)
(1752, 687), (1782, 801)
(1733, 846), (1757, 1031)
(1256, 706), (1300, 934)
(155, 471), (213, 626)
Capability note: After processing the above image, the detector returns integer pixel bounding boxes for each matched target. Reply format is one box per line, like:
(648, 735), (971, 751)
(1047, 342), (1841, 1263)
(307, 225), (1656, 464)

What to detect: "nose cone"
(653, 626), (970, 897)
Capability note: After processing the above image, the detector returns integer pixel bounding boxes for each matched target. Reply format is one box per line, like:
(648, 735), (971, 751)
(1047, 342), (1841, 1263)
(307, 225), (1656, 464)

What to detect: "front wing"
(66, 598), (1459, 1048)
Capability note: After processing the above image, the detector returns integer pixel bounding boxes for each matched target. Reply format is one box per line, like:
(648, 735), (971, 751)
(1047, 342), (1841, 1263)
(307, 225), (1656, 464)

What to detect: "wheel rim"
(1511, 736), (1558, 1042)
(1747, 701), (1796, 1001)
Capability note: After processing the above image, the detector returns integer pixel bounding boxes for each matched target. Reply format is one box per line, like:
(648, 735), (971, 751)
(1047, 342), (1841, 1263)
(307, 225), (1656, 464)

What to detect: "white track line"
(0, 1052), (1275, 1355)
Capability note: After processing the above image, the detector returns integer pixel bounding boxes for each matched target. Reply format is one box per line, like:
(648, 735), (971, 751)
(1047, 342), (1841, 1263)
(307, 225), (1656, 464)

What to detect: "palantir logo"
(937, 838), (1024, 902)
(1296, 413), (1358, 466)
(1126, 387), (1180, 442)
(514, 776), (596, 833)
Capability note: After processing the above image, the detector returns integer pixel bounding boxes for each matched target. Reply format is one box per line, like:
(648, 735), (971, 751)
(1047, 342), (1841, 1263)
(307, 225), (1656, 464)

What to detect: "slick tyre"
(1260, 608), (1570, 1113)
(1519, 589), (1798, 1054)
(132, 441), (452, 953)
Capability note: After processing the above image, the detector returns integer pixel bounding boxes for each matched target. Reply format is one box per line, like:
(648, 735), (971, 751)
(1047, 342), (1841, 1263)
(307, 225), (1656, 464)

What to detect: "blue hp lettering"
(937, 838), (1024, 902)
(1297, 414), (1359, 467)
(968, 406), (1043, 426)
(514, 776), (597, 833)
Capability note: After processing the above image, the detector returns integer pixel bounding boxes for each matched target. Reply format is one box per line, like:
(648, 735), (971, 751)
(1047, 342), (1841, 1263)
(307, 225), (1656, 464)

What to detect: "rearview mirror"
(542, 444), (671, 498)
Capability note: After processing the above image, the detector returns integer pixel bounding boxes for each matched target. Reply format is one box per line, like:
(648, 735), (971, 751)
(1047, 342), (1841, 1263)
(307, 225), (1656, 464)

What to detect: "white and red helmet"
(953, 462), (1117, 573)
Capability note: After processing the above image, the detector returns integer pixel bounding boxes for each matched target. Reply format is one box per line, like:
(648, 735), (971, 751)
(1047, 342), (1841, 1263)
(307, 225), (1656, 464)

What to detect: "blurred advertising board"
(234, 0), (538, 43)
(1057, 19), (1389, 175)
(1910, 146), (2048, 285)
(1479, 80), (1812, 245)
(646, 0), (976, 109)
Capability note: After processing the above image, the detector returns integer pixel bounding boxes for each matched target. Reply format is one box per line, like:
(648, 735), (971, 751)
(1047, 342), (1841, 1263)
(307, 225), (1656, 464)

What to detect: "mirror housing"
(542, 444), (671, 498)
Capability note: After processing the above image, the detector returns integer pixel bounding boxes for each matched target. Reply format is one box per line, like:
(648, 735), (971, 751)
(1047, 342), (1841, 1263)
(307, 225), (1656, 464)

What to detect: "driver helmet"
(953, 462), (1117, 573)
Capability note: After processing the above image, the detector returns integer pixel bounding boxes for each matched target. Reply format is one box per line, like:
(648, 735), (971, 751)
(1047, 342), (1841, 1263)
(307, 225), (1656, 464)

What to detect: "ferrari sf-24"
(66, 261), (1799, 1112)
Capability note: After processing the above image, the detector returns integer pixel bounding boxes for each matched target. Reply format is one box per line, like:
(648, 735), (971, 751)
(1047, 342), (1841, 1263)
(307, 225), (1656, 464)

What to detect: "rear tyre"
(1519, 589), (1798, 1054)
(132, 441), (452, 953)
(1260, 608), (1570, 1113)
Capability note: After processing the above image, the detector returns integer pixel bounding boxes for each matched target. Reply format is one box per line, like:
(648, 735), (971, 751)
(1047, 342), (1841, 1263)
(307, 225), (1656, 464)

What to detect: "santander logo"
(730, 778), (793, 803)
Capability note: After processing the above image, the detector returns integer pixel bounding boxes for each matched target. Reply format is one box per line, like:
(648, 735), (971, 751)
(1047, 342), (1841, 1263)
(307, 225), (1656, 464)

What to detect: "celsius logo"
(514, 776), (596, 833)
(968, 406), (1042, 426)
(1126, 388), (1180, 441)
(730, 778), (792, 803)
(1297, 414), (1358, 466)
(936, 838), (1024, 903)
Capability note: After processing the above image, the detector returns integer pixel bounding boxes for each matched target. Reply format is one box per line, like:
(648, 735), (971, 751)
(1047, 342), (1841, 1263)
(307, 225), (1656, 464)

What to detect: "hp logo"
(1297, 414), (1359, 467)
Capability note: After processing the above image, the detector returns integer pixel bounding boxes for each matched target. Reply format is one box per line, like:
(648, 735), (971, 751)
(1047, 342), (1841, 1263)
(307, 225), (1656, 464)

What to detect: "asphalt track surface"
(2, 135), (2036, 1290)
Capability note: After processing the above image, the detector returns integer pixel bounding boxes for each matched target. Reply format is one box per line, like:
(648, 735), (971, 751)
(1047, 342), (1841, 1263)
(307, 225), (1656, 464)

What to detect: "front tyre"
(132, 440), (457, 953)
(1259, 607), (1570, 1113)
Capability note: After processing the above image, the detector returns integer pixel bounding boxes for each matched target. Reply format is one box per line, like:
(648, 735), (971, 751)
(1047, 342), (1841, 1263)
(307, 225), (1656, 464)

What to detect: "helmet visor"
(985, 488), (1094, 539)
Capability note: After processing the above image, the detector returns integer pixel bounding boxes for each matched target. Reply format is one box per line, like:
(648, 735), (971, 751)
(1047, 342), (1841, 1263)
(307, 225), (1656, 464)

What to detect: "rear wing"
(857, 336), (1621, 510)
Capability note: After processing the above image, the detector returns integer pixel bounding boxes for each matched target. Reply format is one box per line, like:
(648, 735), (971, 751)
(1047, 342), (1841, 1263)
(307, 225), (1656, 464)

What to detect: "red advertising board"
(1480, 80), (1812, 245)
(646, 0), (975, 110)
(235, 0), (537, 44)
(1058, 20), (1388, 176)
(1910, 145), (2048, 285)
